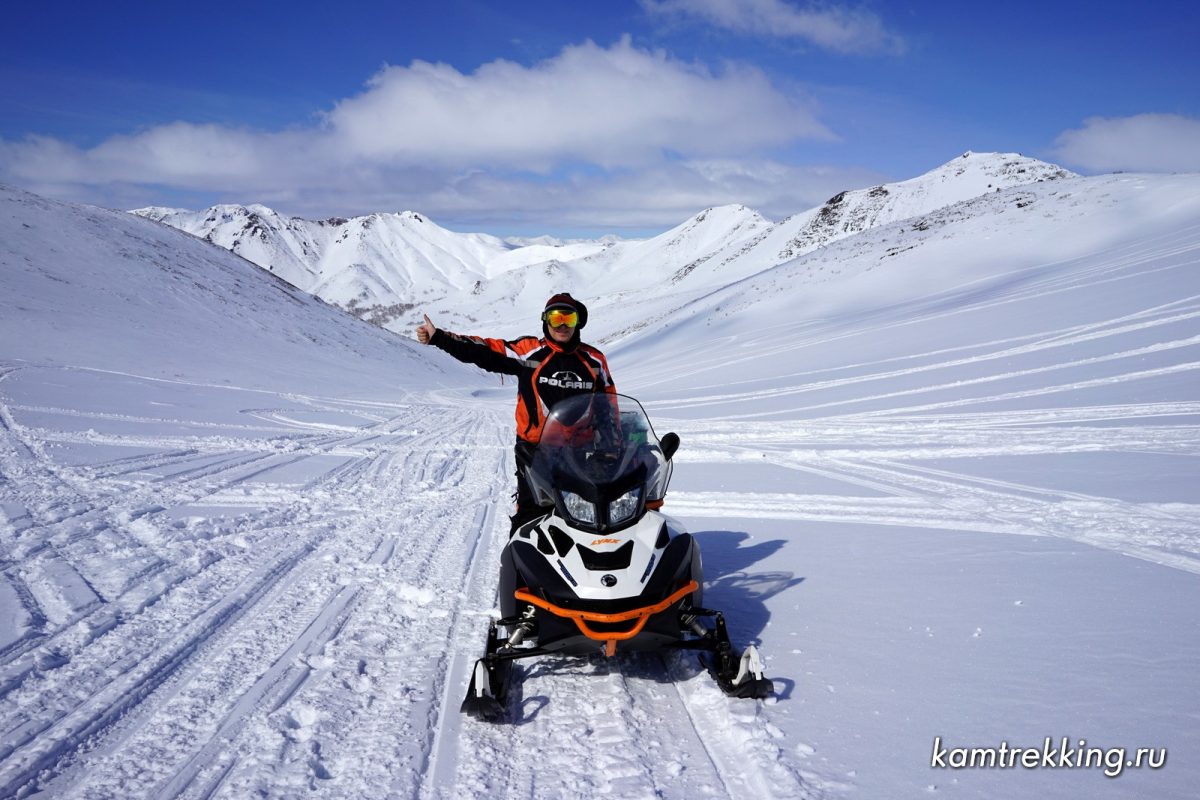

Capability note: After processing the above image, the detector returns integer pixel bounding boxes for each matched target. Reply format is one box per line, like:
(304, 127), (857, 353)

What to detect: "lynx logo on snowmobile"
(540, 371), (593, 390)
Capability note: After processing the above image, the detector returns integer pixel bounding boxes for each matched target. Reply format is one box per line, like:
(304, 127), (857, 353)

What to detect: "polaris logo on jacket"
(429, 327), (616, 443)
(540, 371), (594, 389)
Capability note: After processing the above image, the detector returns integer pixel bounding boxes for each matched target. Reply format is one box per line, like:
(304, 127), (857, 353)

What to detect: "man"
(415, 293), (617, 532)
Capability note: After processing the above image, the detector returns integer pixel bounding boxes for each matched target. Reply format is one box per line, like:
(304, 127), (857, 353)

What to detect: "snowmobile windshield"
(527, 393), (673, 529)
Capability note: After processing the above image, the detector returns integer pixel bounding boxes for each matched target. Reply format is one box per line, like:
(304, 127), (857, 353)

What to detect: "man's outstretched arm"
(416, 312), (528, 376)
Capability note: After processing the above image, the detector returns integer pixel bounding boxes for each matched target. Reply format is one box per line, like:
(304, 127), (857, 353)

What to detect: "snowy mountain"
(610, 168), (1200, 413)
(133, 152), (1073, 338)
(130, 203), (616, 333)
(3, 186), (469, 394)
(5, 159), (1200, 800)
(743, 149), (1073, 264)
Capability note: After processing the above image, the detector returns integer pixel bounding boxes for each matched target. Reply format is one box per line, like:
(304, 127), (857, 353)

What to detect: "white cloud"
(640, 0), (904, 54)
(0, 125), (321, 193)
(0, 38), (847, 229)
(326, 36), (830, 168)
(1052, 114), (1200, 173)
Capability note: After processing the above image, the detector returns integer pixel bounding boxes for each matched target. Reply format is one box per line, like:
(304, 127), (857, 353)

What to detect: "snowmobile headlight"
(608, 488), (641, 524)
(562, 491), (596, 524)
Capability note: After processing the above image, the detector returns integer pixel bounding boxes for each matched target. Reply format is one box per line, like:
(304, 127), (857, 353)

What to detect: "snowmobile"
(462, 392), (773, 721)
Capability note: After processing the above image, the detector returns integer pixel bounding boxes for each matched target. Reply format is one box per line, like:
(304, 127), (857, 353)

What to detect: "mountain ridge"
(130, 152), (1075, 335)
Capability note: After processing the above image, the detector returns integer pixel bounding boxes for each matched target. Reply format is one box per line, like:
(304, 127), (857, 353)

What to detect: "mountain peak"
(764, 152), (1076, 267)
(917, 151), (1076, 186)
(689, 203), (766, 224)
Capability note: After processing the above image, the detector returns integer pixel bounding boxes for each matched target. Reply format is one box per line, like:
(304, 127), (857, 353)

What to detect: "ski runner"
(415, 293), (617, 533)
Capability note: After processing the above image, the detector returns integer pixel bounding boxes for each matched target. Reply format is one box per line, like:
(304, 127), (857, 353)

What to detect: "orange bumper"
(514, 580), (699, 657)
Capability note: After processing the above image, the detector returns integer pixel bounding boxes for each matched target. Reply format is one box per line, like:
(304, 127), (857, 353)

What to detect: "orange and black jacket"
(430, 328), (616, 444)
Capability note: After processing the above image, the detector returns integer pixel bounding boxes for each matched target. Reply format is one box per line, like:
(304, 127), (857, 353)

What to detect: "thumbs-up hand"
(416, 313), (437, 345)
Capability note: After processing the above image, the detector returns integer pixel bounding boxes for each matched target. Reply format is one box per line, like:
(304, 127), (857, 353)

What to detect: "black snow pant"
(510, 441), (546, 535)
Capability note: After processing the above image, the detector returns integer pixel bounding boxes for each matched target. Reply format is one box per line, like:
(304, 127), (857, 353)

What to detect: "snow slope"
(4, 163), (1200, 800)
(3, 186), (469, 395)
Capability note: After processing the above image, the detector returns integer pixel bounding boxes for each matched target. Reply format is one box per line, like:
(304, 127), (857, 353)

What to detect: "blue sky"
(2, 0), (1197, 236)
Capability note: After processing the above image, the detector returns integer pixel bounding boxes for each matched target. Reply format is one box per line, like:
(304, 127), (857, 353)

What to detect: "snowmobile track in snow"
(0, 372), (841, 800)
(0, 394), (507, 798)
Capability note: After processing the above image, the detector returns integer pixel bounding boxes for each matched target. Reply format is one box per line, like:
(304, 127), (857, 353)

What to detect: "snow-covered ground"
(3, 168), (1200, 799)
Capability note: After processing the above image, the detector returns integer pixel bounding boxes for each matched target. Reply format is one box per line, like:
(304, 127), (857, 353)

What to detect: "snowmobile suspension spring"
(503, 606), (538, 649)
(680, 613), (710, 638)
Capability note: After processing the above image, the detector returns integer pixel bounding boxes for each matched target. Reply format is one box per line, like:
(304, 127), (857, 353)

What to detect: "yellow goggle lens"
(544, 309), (579, 328)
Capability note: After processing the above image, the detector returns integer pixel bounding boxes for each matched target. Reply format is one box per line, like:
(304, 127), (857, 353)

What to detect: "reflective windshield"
(527, 393), (672, 508)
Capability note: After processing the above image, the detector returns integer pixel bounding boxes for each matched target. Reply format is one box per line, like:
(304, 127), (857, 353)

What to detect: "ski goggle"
(542, 309), (579, 328)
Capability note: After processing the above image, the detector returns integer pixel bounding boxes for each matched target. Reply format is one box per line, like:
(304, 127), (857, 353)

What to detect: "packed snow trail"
(0, 365), (820, 800)
(0, 367), (509, 797)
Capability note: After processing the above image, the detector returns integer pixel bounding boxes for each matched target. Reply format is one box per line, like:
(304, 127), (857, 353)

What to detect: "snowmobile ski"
(460, 621), (519, 721)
